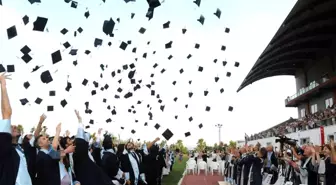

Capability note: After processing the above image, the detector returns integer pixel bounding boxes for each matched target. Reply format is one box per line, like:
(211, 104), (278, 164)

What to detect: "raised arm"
(147, 137), (160, 151)
(34, 114), (46, 138)
(0, 73), (12, 120)
(52, 123), (61, 150)
(0, 73), (12, 158)
(74, 110), (85, 139)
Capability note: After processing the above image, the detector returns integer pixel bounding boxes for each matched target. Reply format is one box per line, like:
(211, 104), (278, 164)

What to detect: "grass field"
(161, 156), (188, 185)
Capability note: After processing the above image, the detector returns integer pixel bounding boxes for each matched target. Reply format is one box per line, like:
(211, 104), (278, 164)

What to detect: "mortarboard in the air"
(124, 0), (135, 3)
(189, 80), (192, 84)
(175, 115), (178, 119)
(193, 0), (201, 7)
(121, 127), (124, 130)
(65, 81), (72, 92)
(120, 42), (128, 50)
(130, 63), (135, 69)
(85, 50), (91, 55)
(185, 104), (188, 108)
(223, 61), (227, 66)
(165, 41), (172, 49)
(205, 106), (210, 112)
(93, 81), (99, 88)
(103, 18), (115, 37)
(63, 42), (71, 49)
(106, 118), (112, 123)
(65, 0), (71, 3)
(61, 99), (67, 107)
(117, 18), (120, 23)
(151, 90), (155, 96)
(108, 42), (112, 46)
(197, 15), (205, 25)
(221, 45), (226, 51)
(131, 130), (136, 134)
(215, 77), (219, 82)
(147, 0), (161, 8)
(132, 47), (137, 53)
(168, 55), (173, 60)
(7, 65), (15, 72)
(189, 117), (193, 122)
(0, 65), (5, 72)
(182, 28), (187, 34)
(127, 40), (132, 44)
(179, 69), (184, 74)
(20, 98), (29, 106)
(214, 59), (218, 63)
(131, 13), (135, 19)
(0, 0), (2, 5)
(41, 70), (53, 84)
(158, 99), (162, 103)
(21, 54), (32, 63)
(33, 17), (48, 32)
(214, 8), (221, 19)
(172, 81), (176, 85)
(32, 65), (41, 72)
(146, 7), (154, 20)
(91, 90), (96, 95)
(103, 98), (107, 103)
(162, 129), (173, 140)
(198, 66), (203, 72)
(139, 27), (146, 34)
(71, 1), (78, 8)
(220, 88), (224, 93)
(35, 98), (42, 104)
(188, 92), (193, 98)
(160, 69), (166, 73)
(187, 54), (192, 59)
(225, 27), (230, 33)
(84, 11), (90, 18)
(47, 106), (54, 112)
(85, 126), (90, 129)
(28, 0), (41, 4)
(144, 122), (148, 126)
(117, 87), (122, 93)
(154, 123), (160, 130)
(173, 97), (178, 102)
(124, 92), (133, 99)
(22, 15), (29, 25)
(234, 62), (240, 67)
(163, 21), (170, 29)
(160, 105), (165, 111)
(226, 72), (231, 77)
(143, 53), (147, 58)
(185, 132), (191, 137)
(21, 45), (31, 54)
(228, 106), (233, 111)
(23, 82), (30, 89)
(89, 119), (94, 124)
(198, 124), (203, 129)
(94, 38), (103, 47)
(104, 84), (109, 89)
(49, 90), (56, 96)
(112, 109), (116, 115)
(51, 50), (62, 64)
(77, 27), (83, 33)
(60, 28), (68, 35)
(74, 31), (77, 37)
(7, 26), (17, 40)
(195, 43), (200, 49)
(82, 79), (88, 86)
(69, 49), (78, 56)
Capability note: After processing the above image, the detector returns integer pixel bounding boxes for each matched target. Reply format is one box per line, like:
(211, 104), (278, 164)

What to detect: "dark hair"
(116, 144), (125, 157)
(34, 135), (43, 149)
(60, 137), (69, 149)
(103, 136), (113, 150)
(259, 147), (267, 159)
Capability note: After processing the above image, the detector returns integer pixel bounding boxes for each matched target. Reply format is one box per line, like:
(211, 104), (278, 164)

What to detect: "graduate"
(0, 73), (33, 185)
(72, 110), (114, 185)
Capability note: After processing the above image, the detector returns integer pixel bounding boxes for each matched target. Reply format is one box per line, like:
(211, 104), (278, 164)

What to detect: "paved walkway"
(180, 171), (223, 185)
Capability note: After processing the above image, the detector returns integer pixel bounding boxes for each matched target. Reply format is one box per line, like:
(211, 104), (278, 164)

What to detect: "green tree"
(30, 127), (35, 134)
(17, 124), (24, 134)
(159, 140), (167, 148)
(196, 138), (207, 151)
(229, 140), (237, 149)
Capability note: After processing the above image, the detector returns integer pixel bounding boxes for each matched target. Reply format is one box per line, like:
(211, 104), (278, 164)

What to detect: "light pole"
(215, 124), (223, 144)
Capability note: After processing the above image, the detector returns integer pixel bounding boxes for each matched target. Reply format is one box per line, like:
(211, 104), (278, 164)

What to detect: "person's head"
(36, 135), (50, 149)
(117, 144), (125, 154)
(240, 147), (247, 154)
(323, 144), (331, 156)
(22, 134), (33, 146)
(266, 145), (273, 152)
(11, 125), (20, 137)
(257, 147), (267, 159)
(302, 145), (312, 156)
(102, 136), (113, 150)
(126, 141), (134, 151)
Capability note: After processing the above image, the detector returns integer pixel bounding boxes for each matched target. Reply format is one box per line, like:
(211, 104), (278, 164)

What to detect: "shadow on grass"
(161, 156), (188, 185)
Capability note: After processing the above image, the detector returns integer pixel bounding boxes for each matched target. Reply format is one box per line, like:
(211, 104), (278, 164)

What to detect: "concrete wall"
(246, 125), (336, 149)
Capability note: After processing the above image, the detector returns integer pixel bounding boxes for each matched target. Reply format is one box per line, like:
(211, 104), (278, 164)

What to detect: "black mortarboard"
(214, 59), (218, 63)
(146, 7), (154, 20)
(221, 45), (226, 51)
(147, 0), (161, 8)
(163, 21), (170, 29)
(121, 127), (124, 130)
(115, 95), (120, 98)
(144, 122), (148, 126)
(111, 71), (116, 77)
(128, 70), (136, 79)
(223, 61), (227, 66)
(74, 31), (77, 37)
(22, 15), (29, 25)
(60, 99), (67, 107)
(165, 41), (172, 49)
(225, 27), (230, 33)
(7, 26), (17, 40)
(129, 63), (135, 69)
(49, 90), (55, 96)
(185, 104), (188, 108)
(41, 70), (53, 84)
(28, 0), (41, 4)
(104, 84), (109, 89)
(139, 27), (146, 34)
(193, 0), (200, 6)
(162, 129), (173, 140)
(103, 18), (115, 37)
(85, 125), (90, 129)
(215, 77), (219, 82)
(173, 97), (177, 102)
(65, 0), (71, 4)
(160, 69), (166, 73)
(154, 123), (160, 130)
(117, 18), (121, 23)
(143, 53), (147, 58)
(124, 0), (135, 3)
(93, 81), (99, 87)
(127, 40), (132, 45)
(63, 42), (71, 49)
(20, 98), (29, 106)
(168, 55), (173, 60)
(22, 54), (32, 63)
(51, 50), (62, 64)
(33, 17), (48, 32)
(132, 47), (137, 53)
(131, 13), (135, 19)
(94, 38), (103, 47)
(35, 98), (42, 104)
(220, 88), (224, 93)
(160, 105), (165, 111)
(182, 28), (187, 34)
(124, 92), (133, 99)
(189, 80), (192, 84)
(214, 8), (221, 18)
(69, 49), (78, 56)
(89, 119), (94, 124)
(65, 81), (72, 92)
(151, 90), (155, 96)
(91, 90), (96, 95)
(84, 11), (90, 18)
(71, 1), (78, 8)
(179, 69), (184, 74)
(187, 54), (192, 59)
(198, 66), (203, 72)
(85, 50), (91, 55)
(21, 45), (31, 54)
(188, 92), (193, 98)
(175, 115), (178, 119)
(226, 72), (231, 77)
(7, 65), (15, 72)
(120, 42), (128, 50)
(60, 28), (68, 35)
(234, 62), (240, 67)
(195, 43), (200, 49)
(197, 15), (205, 25)
(117, 87), (122, 93)
(106, 118), (112, 123)
(228, 106), (233, 111)
(82, 79), (88, 86)
(205, 106), (210, 111)
(108, 42), (112, 46)
(198, 124), (203, 129)
(153, 63), (158, 68)
(189, 117), (193, 122)
(112, 109), (117, 115)
(0, 65), (5, 73)
(172, 81), (176, 85)
(31, 65), (41, 72)
(103, 98), (107, 103)
(158, 99), (162, 103)
(131, 130), (136, 134)
(23, 82), (30, 89)
(185, 132), (191, 137)
(47, 106), (54, 111)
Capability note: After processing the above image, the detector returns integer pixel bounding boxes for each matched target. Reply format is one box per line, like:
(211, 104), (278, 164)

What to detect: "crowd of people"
(0, 73), (179, 185)
(246, 105), (336, 141)
(189, 141), (336, 185)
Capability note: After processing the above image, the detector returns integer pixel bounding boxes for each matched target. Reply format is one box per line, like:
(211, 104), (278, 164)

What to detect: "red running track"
(180, 171), (224, 185)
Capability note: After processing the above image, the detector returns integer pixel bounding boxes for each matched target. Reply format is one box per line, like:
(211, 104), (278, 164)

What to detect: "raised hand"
(56, 123), (62, 134)
(66, 130), (70, 137)
(39, 113), (47, 123)
(0, 72), (12, 84)
(74, 109), (82, 123)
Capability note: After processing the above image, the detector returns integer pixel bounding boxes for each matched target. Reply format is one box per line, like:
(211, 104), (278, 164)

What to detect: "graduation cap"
(173, 97), (178, 102)
(94, 38), (103, 47)
(131, 13), (135, 19)
(84, 11), (90, 18)
(69, 49), (78, 56)
(185, 104), (188, 108)
(20, 46), (31, 54)
(187, 54), (192, 59)
(162, 129), (173, 140)
(223, 61), (227, 66)
(226, 72), (231, 77)
(225, 27), (230, 33)
(185, 132), (191, 137)
(124, 92), (133, 99)
(195, 43), (200, 49)
(228, 106), (233, 111)
(146, 7), (154, 20)
(71, 1), (78, 8)
(139, 27), (146, 34)
(131, 130), (136, 134)
(147, 0), (161, 8)
(188, 92), (193, 98)
(89, 119), (94, 124)
(154, 123), (160, 130)
(33, 17), (48, 32)
(193, 0), (200, 7)
(214, 8), (221, 18)
(168, 55), (173, 60)
(120, 42), (128, 50)
(85, 126), (90, 129)
(189, 117), (193, 122)
(197, 15), (205, 25)
(160, 105), (165, 111)
(234, 62), (240, 67)
(108, 42), (112, 46)
(165, 41), (172, 49)
(175, 115), (178, 119)
(23, 82), (30, 89)
(144, 122), (148, 126)
(143, 53), (147, 58)
(198, 124), (203, 129)
(85, 50), (91, 55)
(121, 127), (124, 130)
(63, 42), (71, 49)
(82, 79), (88, 86)
(91, 90), (96, 95)
(49, 91), (56, 96)
(7, 65), (15, 72)
(106, 118), (112, 123)
(188, 80), (192, 84)
(220, 88), (224, 93)
(60, 28), (68, 35)
(198, 66), (203, 72)
(60, 99), (67, 107)
(47, 106), (54, 112)
(179, 69), (184, 74)
(182, 28), (187, 34)
(215, 77), (219, 82)
(77, 27), (84, 33)
(51, 50), (62, 64)
(35, 98), (42, 104)
(112, 109), (117, 115)
(22, 15), (29, 25)
(41, 70), (53, 84)
(21, 54), (32, 64)
(163, 21), (170, 29)
(221, 46), (226, 51)
(7, 26), (17, 40)
(129, 63), (135, 69)
(160, 69), (166, 73)
(31, 65), (41, 72)
(20, 98), (29, 106)
(0, 65), (5, 73)
(103, 18), (115, 37)
(65, 81), (72, 92)
(172, 81), (176, 85)
(28, 0), (41, 4)
(205, 106), (211, 111)
(127, 40), (132, 44)
(213, 59), (218, 63)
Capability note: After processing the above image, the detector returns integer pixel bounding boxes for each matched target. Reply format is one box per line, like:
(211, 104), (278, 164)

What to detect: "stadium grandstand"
(238, 0), (336, 148)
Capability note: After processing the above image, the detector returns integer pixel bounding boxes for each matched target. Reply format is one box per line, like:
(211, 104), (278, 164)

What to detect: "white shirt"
(0, 119), (32, 185)
(127, 151), (140, 185)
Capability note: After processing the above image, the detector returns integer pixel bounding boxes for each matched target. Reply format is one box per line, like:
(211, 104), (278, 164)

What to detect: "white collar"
(40, 148), (49, 154)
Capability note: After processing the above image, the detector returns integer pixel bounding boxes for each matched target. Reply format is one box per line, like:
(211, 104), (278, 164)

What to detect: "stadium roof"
(237, 0), (336, 92)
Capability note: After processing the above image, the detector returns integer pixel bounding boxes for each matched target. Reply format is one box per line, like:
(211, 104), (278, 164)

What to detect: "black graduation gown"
(264, 152), (278, 184)
(73, 138), (114, 185)
(92, 146), (102, 167)
(239, 155), (253, 185)
(35, 151), (60, 185)
(0, 131), (20, 185)
(143, 153), (159, 185)
(22, 141), (37, 183)
(101, 151), (124, 184)
(325, 157), (336, 185)
(119, 151), (146, 185)
(244, 155), (263, 185)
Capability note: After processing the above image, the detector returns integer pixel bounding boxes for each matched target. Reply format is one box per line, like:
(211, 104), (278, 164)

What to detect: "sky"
(0, 0), (298, 147)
